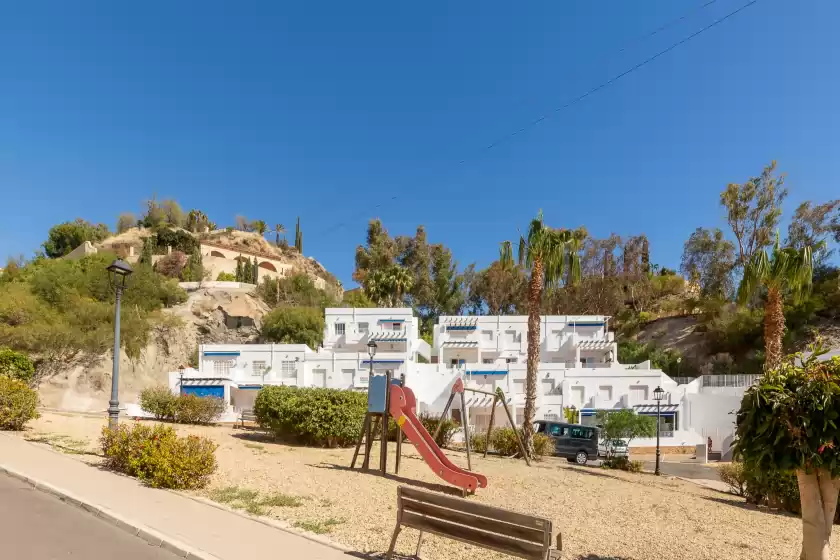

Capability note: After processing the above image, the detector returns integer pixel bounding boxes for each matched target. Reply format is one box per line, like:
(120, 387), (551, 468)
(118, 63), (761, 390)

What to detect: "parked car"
(598, 438), (629, 459)
(534, 420), (599, 465)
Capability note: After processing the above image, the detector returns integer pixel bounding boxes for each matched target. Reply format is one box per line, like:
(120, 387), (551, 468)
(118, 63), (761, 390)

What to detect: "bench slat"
(401, 498), (546, 544)
(399, 487), (549, 531)
(400, 511), (547, 560)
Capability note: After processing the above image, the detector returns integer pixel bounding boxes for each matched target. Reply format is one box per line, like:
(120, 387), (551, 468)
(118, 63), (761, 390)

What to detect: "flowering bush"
(100, 423), (217, 489)
(0, 377), (39, 430)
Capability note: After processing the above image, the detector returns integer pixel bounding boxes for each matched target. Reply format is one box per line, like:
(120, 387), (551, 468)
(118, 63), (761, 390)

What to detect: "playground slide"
(389, 384), (488, 492)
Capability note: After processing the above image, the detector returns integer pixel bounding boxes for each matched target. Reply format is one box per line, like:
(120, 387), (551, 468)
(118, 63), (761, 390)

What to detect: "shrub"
(100, 423), (217, 489)
(718, 462), (747, 496)
(216, 272), (236, 281)
(172, 394), (226, 424)
(532, 433), (553, 459)
(602, 456), (643, 473)
(138, 387), (225, 425)
(470, 433), (487, 453)
(0, 348), (35, 385)
(490, 427), (522, 456)
(418, 412), (458, 449)
(155, 251), (188, 279)
(139, 386), (177, 420)
(0, 377), (40, 430)
(254, 386), (366, 447)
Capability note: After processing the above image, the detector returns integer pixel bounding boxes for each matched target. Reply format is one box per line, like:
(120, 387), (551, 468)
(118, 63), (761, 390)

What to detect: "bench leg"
(415, 530), (424, 558)
(385, 523), (401, 560)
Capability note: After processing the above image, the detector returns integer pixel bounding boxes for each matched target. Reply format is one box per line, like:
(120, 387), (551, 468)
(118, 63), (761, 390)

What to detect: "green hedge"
(254, 386), (366, 447)
(0, 377), (39, 430)
(100, 423), (217, 489)
(471, 428), (552, 460)
(139, 386), (226, 425)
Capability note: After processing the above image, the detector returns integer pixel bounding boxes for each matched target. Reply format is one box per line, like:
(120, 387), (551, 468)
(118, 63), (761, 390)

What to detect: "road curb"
(0, 464), (222, 560)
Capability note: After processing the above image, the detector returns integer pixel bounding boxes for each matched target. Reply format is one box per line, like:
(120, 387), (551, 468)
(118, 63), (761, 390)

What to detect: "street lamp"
(676, 356), (682, 377)
(106, 259), (133, 430)
(178, 365), (185, 395)
(367, 340), (378, 379)
(653, 385), (665, 476)
(569, 404), (577, 424)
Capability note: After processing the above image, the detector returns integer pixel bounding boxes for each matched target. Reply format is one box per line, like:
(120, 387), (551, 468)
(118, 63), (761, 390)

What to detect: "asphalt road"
(0, 473), (179, 560)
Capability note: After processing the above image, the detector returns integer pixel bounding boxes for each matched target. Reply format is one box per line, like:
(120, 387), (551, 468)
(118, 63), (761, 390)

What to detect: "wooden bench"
(238, 409), (257, 428)
(386, 486), (561, 560)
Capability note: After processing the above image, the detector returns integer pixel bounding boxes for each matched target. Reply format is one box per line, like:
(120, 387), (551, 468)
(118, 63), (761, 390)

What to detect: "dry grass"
(19, 412), (825, 560)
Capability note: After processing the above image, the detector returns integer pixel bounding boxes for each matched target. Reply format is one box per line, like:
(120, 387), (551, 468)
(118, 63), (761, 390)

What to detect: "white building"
(167, 308), (751, 454)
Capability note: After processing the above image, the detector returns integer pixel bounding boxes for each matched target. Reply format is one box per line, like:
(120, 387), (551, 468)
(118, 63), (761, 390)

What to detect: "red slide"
(389, 384), (488, 492)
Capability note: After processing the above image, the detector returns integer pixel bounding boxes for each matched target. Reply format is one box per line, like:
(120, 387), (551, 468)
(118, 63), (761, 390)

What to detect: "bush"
(138, 387), (225, 425)
(100, 423), (217, 489)
(470, 433), (487, 453)
(418, 412), (458, 449)
(718, 462), (747, 496)
(155, 251), (188, 279)
(216, 272), (236, 281)
(139, 386), (177, 420)
(532, 433), (553, 459)
(254, 386), (366, 447)
(0, 348), (35, 385)
(602, 456), (644, 473)
(490, 427), (522, 456)
(0, 377), (40, 430)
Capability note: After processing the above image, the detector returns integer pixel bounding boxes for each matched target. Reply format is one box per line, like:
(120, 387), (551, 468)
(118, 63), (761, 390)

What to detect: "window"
(392, 322), (401, 330)
(506, 357), (518, 364)
(281, 360), (297, 379)
(542, 379), (556, 395)
(548, 424), (563, 437)
(481, 330), (493, 342)
(341, 369), (355, 388)
(482, 358), (494, 364)
(213, 360), (232, 376)
(570, 427), (594, 439)
(311, 368), (327, 387)
(252, 361), (267, 376)
(335, 323), (346, 336)
(630, 385), (649, 404)
(598, 385), (613, 401)
(358, 322), (369, 333)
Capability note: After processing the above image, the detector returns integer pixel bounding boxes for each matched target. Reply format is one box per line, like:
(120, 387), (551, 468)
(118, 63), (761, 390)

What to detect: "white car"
(598, 438), (629, 459)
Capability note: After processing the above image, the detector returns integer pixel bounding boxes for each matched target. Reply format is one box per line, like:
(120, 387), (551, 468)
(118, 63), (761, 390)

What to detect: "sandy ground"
(17, 411), (823, 560)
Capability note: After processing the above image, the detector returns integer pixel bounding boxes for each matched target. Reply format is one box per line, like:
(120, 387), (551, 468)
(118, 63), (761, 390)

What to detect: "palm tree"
(252, 220), (268, 236)
(364, 265), (413, 307)
(501, 212), (585, 457)
(274, 223), (286, 246)
(738, 235), (818, 370)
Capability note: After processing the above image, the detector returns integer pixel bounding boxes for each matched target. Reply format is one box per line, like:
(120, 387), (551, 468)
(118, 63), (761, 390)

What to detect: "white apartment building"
(163, 308), (748, 453)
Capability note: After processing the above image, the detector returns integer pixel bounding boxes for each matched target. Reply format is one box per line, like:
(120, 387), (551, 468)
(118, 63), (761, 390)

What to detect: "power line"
(317, 0), (759, 238)
(476, 0), (758, 155)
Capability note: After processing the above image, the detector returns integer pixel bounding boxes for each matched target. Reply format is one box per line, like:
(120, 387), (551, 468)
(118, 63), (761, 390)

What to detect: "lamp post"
(653, 385), (665, 476)
(106, 259), (133, 430)
(569, 404), (577, 424)
(367, 339), (377, 378)
(676, 356), (682, 378)
(178, 365), (185, 395)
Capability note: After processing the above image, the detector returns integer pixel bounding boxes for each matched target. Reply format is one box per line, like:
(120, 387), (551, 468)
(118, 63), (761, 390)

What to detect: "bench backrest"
(396, 486), (557, 560)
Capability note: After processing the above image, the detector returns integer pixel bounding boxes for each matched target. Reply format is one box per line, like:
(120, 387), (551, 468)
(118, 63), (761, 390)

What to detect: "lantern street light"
(653, 385), (665, 476)
(106, 259), (133, 430)
(178, 365), (186, 395)
(367, 340), (378, 382)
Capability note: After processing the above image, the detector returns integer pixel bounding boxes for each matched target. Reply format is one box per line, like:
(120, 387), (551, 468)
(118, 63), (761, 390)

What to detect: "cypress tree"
(294, 217), (302, 253)
(235, 256), (243, 282)
(252, 257), (259, 284)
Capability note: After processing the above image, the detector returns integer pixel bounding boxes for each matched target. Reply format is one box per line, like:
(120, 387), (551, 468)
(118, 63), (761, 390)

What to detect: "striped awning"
(465, 396), (512, 407)
(577, 340), (612, 351)
(369, 332), (406, 342)
(441, 341), (478, 348)
(445, 317), (479, 327)
(633, 404), (679, 414)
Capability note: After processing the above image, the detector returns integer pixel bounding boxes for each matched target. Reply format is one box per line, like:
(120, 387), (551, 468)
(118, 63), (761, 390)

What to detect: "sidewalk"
(0, 433), (352, 560)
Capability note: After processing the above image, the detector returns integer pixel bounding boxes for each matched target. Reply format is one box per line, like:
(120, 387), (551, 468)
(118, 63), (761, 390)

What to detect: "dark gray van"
(534, 420), (599, 465)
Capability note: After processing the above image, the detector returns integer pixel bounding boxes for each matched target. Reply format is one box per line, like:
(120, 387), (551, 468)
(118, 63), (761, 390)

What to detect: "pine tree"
(235, 256), (244, 282)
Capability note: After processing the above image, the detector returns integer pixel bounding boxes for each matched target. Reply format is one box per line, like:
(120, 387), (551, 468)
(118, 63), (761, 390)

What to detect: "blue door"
(182, 385), (225, 399)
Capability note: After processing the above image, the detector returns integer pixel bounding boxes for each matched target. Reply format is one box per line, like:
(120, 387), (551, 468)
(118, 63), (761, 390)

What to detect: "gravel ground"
(19, 412), (823, 560)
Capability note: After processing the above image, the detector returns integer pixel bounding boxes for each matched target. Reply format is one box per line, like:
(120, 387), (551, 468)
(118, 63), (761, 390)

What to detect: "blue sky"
(1, 0), (837, 287)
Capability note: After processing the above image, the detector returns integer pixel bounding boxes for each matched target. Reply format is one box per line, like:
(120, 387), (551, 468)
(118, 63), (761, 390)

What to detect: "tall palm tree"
(501, 212), (585, 457)
(252, 220), (268, 236)
(364, 265), (413, 307)
(274, 223), (286, 246)
(738, 235), (818, 370)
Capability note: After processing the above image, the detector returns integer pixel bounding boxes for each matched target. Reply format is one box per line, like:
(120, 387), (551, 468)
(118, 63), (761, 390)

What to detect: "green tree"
(261, 307), (325, 348)
(251, 220), (268, 236)
(734, 348), (840, 560)
(274, 223), (286, 246)
(680, 227), (736, 299)
(182, 247), (204, 282)
(185, 209), (212, 233)
(42, 219), (111, 258)
(0, 348), (35, 385)
(501, 212), (585, 457)
(216, 272), (236, 281)
(235, 257), (244, 282)
(294, 217), (303, 253)
(720, 161), (787, 267)
(252, 257), (259, 284)
(364, 265), (413, 307)
(116, 213), (136, 234)
(141, 197), (167, 228)
(139, 237), (154, 266)
(467, 259), (527, 315)
(341, 289), (376, 308)
(738, 235), (817, 369)
(595, 409), (656, 458)
(786, 199), (840, 266)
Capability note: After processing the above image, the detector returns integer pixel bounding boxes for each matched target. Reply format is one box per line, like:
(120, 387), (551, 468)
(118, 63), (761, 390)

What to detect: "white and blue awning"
(465, 396), (512, 407)
(577, 340), (612, 351)
(445, 317), (478, 331)
(361, 359), (405, 365)
(369, 332), (407, 342)
(377, 318), (406, 323)
(633, 404), (679, 416)
(204, 351), (240, 357)
(441, 341), (478, 348)
(467, 370), (508, 376)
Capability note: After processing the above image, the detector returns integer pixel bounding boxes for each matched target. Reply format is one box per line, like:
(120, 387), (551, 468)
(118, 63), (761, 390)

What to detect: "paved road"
(640, 461), (719, 480)
(0, 473), (179, 560)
